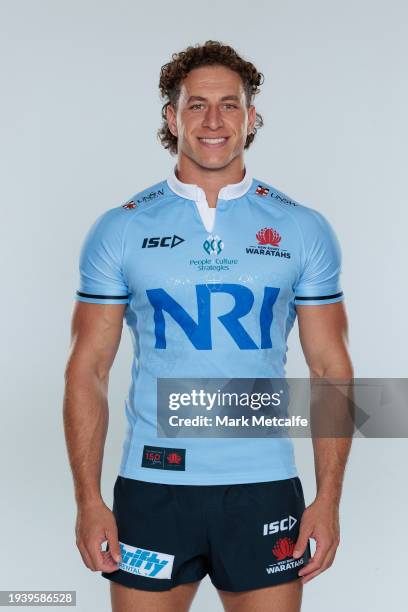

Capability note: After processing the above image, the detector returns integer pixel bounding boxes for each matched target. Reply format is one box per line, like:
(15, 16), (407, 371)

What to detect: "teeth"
(200, 138), (227, 144)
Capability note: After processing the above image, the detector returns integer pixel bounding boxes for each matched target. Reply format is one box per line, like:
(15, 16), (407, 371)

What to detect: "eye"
(223, 103), (238, 110)
(190, 103), (205, 110)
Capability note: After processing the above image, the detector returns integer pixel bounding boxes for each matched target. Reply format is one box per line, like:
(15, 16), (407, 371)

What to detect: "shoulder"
(116, 178), (171, 216)
(90, 178), (170, 231)
(250, 178), (336, 235)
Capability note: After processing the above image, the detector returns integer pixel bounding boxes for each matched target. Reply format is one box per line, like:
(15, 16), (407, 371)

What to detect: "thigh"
(110, 579), (201, 612)
(207, 477), (311, 593)
(217, 578), (302, 612)
(102, 477), (208, 591)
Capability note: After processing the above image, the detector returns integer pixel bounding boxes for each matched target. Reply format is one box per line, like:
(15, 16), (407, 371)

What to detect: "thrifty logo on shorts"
(119, 541), (174, 578)
(141, 445), (186, 470)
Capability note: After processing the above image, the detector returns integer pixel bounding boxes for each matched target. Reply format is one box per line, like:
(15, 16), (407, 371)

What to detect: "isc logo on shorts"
(119, 541), (174, 579)
(262, 515), (297, 536)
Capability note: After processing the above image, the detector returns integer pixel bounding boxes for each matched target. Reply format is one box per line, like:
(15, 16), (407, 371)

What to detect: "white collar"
(166, 166), (253, 202)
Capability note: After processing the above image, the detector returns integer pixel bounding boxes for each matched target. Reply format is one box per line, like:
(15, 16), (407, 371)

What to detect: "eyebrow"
(186, 95), (241, 103)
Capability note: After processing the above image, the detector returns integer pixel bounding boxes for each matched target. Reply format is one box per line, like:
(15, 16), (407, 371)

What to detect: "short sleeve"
(294, 209), (344, 306)
(75, 209), (130, 304)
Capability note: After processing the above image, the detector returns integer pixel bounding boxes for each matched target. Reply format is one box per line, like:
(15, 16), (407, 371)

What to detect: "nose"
(202, 105), (224, 130)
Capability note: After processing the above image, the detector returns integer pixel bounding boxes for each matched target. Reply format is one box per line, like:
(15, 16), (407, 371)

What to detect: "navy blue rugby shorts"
(101, 475), (311, 592)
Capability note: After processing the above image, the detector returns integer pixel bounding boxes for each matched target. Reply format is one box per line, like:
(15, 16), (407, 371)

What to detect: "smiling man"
(64, 41), (353, 612)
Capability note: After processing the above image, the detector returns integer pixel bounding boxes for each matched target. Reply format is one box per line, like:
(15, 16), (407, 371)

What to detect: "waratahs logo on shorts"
(266, 537), (305, 575)
(203, 234), (224, 256)
(119, 541), (175, 579)
(246, 228), (291, 259)
(272, 537), (295, 561)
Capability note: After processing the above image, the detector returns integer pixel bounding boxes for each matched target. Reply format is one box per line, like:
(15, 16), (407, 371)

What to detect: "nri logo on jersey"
(146, 283), (281, 350)
(119, 542), (174, 579)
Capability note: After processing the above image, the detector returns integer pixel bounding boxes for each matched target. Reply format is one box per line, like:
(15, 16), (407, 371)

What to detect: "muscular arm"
(63, 302), (126, 571)
(298, 301), (353, 503)
(292, 301), (354, 583)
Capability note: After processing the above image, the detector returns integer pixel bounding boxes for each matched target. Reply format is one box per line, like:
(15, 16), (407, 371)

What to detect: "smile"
(198, 137), (229, 148)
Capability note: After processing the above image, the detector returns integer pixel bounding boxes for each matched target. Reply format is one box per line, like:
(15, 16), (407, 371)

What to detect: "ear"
(247, 105), (257, 135)
(166, 104), (178, 137)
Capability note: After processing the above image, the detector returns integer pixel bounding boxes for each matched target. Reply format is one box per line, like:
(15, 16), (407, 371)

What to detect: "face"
(166, 65), (256, 170)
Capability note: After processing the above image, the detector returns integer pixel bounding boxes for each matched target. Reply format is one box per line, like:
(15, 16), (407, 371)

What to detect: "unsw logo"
(263, 515), (297, 536)
(122, 200), (136, 210)
(119, 541), (174, 579)
(142, 235), (185, 248)
(255, 184), (298, 206)
(256, 185), (269, 196)
(122, 188), (165, 210)
(246, 228), (291, 259)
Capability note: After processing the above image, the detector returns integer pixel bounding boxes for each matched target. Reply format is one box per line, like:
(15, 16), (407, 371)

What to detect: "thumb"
(106, 527), (122, 564)
(293, 526), (311, 559)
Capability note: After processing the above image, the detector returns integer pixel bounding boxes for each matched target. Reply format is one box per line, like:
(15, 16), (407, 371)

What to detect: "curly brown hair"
(158, 40), (264, 155)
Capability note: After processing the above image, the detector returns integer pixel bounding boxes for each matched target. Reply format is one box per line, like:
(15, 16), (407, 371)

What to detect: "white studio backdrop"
(0, 1), (407, 610)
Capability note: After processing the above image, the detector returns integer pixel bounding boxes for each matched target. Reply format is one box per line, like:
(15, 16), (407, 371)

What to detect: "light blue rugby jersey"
(75, 169), (344, 485)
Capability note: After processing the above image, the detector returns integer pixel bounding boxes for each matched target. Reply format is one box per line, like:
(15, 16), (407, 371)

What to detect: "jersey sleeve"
(294, 209), (344, 306)
(75, 209), (130, 304)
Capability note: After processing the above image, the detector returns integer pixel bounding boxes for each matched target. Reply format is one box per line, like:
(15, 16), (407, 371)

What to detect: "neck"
(176, 154), (245, 208)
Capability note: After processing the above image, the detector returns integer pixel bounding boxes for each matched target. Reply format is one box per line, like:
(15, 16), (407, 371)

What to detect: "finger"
(88, 535), (114, 572)
(301, 545), (337, 584)
(105, 526), (122, 564)
(293, 528), (312, 559)
(298, 538), (329, 576)
(301, 567), (324, 584)
(100, 549), (121, 573)
(299, 540), (336, 578)
(79, 542), (98, 571)
(90, 531), (121, 572)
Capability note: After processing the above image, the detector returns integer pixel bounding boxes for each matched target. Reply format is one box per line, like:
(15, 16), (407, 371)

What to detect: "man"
(64, 40), (353, 612)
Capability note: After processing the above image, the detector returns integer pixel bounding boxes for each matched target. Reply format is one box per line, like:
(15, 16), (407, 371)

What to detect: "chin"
(193, 152), (235, 171)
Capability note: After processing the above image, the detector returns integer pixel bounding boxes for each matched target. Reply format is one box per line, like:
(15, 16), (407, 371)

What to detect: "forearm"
(310, 359), (353, 506)
(312, 437), (351, 505)
(63, 366), (109, 507)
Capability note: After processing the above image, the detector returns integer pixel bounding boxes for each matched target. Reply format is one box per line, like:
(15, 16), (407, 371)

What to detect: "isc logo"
(146, 283), (280, 350)
(263, 515), (297, 536)
(142, 235), (185, 248)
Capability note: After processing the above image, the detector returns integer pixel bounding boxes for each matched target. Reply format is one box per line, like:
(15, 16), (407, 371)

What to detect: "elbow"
(307, 354), (354, 380)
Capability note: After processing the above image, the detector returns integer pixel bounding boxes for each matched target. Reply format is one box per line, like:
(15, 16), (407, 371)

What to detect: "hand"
(75, 500), (122, 573)
(292, 497), (340, 584)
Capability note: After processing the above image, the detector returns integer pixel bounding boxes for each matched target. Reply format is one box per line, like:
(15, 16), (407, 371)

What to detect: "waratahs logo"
(203, 234), (224, 256)
(256, 227), (282, 247)
(166, 452), (182, 465)
(266, 536), (305, 575)
(272, 537), (295, 561)
(246, 228), (291, 259)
